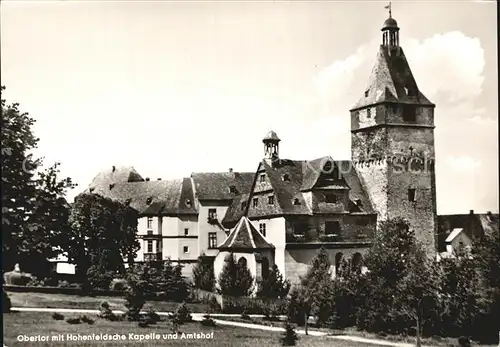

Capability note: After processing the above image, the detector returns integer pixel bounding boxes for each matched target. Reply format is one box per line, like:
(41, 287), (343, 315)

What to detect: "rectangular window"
(147, 217), (153, 229)
(367, 108), (371, 118)
(253, 198), (258, 207)
(208, 208), (217, 220)
(268, 195), (274, 205)
(259, 223), (266, 237)
(408, 188), (416, 202)
(156, 240), (161, 253)
(325, 193), (338, 203)
(208, 232), (217, 249)
(184, 228), (189, 236)
(325, 221), (341, 235)
(183, 246), (189, 254)
(147, 230), (153, 235)
(147, 240), (153, 253)
(403, 105), (416, 122)
(259, 174), (265, 183)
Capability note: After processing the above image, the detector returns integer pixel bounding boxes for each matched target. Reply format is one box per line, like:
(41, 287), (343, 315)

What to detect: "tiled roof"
(222, 193), (250, 228)
(437, 213), (499, 252)
(445, 228), (464, 243)
(87, 166), (144, 193)
(191, 172), (254, 201)
(91, 178), (197, 215)
(218, 216), (274, 250)
(351, 46), (434, 110)
(246, 157), (374, 218)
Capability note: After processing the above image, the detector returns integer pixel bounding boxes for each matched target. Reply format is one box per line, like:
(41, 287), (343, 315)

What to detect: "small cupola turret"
(263, 130), (280, 160)
(381, 2), (400, 55)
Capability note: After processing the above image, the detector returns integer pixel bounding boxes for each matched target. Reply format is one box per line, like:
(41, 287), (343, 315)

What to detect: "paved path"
(11, 307), (425, 346)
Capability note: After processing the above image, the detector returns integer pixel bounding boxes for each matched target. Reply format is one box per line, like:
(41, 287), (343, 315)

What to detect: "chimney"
(229, 168), (233, 173)
(112, 165), (116, 172)
(145, 177), (150, 182)
(470, 209), (474, 215)
(157, 178), (161, 181)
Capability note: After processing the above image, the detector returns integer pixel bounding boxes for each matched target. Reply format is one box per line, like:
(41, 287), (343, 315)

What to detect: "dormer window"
(293, 198), (301, 205)
(365, 89), (369, 97)
(323, 161), (332, 173)
(325, 193), (338, 203)
(185, 199), (192, 207)
(109, 183), (115, 190)
(229, 185), (237, 194)
(146, 197), (152, 205)
(89, 187), (95, 193)
(241, 201), (247, 210)
(125, 198), (132, 205)
(282, 174), (290, 182)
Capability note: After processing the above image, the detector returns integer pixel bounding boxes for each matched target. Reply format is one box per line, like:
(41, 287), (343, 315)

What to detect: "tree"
(257, 264), (291, 299)
(300, 247), (335, 327)
(281, 319), (299, 346)
(67, 193), (139, 286)
(24, 162), (76, 277)
(1, 87), (75, 276)
(192, 253), (215, 292)
(356, 218), (442, 337)
(217, 253), (254, 297)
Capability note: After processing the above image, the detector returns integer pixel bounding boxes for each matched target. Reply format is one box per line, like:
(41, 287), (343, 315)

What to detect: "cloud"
(305, 30), (496, 213)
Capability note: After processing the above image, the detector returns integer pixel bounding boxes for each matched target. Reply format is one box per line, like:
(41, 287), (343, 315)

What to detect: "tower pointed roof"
(218, 216), (274, 250)
(350, 45), (434, 111)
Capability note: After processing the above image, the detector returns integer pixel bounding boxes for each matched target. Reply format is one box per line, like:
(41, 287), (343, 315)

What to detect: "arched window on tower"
(261, 257), (270, 279)
(238, 257), (247, 269)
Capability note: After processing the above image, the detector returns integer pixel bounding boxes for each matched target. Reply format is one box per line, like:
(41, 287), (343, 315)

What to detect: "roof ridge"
(245, 218), (256, 248)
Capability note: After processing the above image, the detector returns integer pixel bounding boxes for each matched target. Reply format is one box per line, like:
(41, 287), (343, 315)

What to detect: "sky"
(1, 0), (498, 214)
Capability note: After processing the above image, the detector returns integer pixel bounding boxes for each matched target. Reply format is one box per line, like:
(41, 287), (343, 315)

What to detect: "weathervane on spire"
(384, 2), (392, 18)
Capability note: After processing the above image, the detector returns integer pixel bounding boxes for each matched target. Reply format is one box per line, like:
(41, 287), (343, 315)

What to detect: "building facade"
(85, 14), (497, 282)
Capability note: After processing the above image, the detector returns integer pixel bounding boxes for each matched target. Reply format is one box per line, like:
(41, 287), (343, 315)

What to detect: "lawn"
(4, 312), (375, 347)
(219, 316), (499, 347)
(7, 291), (210, 313)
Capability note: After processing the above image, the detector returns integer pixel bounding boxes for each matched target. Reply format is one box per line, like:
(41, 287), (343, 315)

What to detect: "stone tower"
(350, 13), (437, 254)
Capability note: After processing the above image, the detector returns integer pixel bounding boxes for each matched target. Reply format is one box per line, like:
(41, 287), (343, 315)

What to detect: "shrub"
(3, 290), (12, 313)
(66, 317), (82, 324)
(138, 321), (149, 328)
(200, 315), (217, 327)
(241, 311), (251, 320)
(110, 278), (129, 292)
(217, 253), (254, 297)
(80, 315), (94, 325)
(257, 265), (291, 300)
(144, 306), (161, 324)
(173, 302), (192, 324)
(193, 254), (215, 292)
(52, 312), (64, 320)
(281, 320), (298, 346)
(98, 301), (118, 321)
